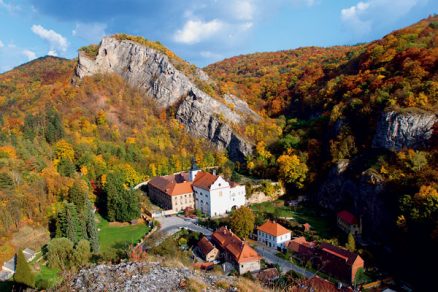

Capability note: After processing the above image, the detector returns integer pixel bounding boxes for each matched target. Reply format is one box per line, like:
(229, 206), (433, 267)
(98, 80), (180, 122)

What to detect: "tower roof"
(190, 157), (200, 171)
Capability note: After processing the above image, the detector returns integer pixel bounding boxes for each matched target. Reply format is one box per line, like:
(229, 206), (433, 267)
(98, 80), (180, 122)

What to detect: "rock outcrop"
(372, 109), (437, 150)
(75, 36), (259, 161)
(71, 261), (235, 291)
(314, 160), (391, 239)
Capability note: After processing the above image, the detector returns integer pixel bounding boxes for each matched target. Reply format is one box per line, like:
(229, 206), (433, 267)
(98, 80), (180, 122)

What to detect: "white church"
(148, 159), (246, 217)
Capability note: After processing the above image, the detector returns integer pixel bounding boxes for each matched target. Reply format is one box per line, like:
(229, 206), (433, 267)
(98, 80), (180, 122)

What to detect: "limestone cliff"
(75, 36), (258, 161)
(372, 109), (437, 150)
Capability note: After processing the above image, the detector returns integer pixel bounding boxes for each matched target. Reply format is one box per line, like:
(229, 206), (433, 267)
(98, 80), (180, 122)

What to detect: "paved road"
(254, 243), (314, 278)
(155, 216), (212, 237)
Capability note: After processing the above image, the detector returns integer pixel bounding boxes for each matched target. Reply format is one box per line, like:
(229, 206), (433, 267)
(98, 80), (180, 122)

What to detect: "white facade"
(194, 176), (246, 217)
(257, 230), (291, 249)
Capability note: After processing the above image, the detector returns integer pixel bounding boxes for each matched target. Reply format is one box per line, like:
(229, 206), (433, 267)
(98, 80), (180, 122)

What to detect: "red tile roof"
(192, 172), (218, 190)
(148, 173), (193, 196)
(319, 242), (361, 266)
(212, 226), (261, 264)
(197, 237), (216, 256)
(257, 220), (291, 237)
(337, 210), (358, 225)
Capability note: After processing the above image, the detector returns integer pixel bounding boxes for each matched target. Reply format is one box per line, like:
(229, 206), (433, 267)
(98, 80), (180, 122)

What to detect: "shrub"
(14, 249), (35, 288)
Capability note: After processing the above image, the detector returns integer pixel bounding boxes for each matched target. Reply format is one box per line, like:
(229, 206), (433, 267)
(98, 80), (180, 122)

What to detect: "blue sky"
(0, 0), (436, 72)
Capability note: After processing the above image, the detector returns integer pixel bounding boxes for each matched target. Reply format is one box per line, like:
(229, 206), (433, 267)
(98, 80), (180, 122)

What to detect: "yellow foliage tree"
(277, 151), (308, 189)
(55, 139), (75, 161)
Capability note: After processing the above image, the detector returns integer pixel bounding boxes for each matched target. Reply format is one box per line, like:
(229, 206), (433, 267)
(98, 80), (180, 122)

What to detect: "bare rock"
(372, 109), (437, 150)
(75, 37), (258, 161)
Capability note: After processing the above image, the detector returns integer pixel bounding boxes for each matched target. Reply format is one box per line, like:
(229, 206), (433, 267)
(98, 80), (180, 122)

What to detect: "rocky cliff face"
(314, 160), (393, 239)
(75, 37), (258, 161)
(71, 261), (236, 291)
(372, 110), (437, 150)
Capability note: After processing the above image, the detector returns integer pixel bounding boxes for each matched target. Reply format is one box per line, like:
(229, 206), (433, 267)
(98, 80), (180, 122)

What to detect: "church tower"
(189, 158), (200, 182)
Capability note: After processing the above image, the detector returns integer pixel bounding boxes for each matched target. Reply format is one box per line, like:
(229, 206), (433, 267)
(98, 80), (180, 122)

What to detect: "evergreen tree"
(346, 232), (356, 252)
(69, 179), (89, 210)
(57, 202), (81, 243)
(58, 157), (76, 177)
(85, 200), (99, 253)
(45, 108), (64, 144)
(105, 172), (140, 222)
(14, 249), (35, 288)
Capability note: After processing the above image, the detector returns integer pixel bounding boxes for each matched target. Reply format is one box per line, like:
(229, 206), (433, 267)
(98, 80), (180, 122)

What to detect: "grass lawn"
(97, 214), (150, 254)
(35, 265), (61, 289)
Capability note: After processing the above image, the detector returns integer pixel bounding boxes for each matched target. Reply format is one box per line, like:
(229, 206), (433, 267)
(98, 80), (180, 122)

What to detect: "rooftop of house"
(197, 237), (216, 256)
(22, 248), (36, 262)
(212, 226), (261, 264)
(148, 172), (193, 196)
(337, 210), (358, 225)
(257, 220), (291, 237)
(192, 171), (219, 190)
(319, 242), (363, 266)
(257, 268), (280, 283)
(2, 256), (15, 271)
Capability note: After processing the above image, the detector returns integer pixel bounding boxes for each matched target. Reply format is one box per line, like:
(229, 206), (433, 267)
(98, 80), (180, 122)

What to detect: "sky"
(0, 0), (436, 73)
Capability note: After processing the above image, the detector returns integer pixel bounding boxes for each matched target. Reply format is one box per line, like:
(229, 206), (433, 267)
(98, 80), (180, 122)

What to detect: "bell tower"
(189, 157), (200, 182)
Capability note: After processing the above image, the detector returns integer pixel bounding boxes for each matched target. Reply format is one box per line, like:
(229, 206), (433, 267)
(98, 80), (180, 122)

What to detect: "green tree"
(14, 249), (35, 288)
(85, 201), (99, 253)
(73, 239), (91, 267)
(69, 179), (89, 211)
(56, 202), (82, 244)
(346, 232), (356, 252)
(47, 238), (74, 270)
(105, 172), (140, 222)
(354, 267), (368, 286)
(45, 108), (64, 144)
(229, 206), (255, 239)
(57, 157), (76, 177)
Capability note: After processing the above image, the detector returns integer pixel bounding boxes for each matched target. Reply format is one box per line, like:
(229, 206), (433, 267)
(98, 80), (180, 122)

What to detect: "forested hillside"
(206, 15), (438, 287)
(0, 56), (228, 255)
(0, 15), (436, 289)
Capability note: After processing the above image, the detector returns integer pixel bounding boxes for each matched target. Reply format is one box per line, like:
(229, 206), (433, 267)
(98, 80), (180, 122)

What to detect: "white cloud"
(340, 0), (425, 35)
(173, 19), (225, 44)
(232, 0), (255, 21)
(341, 1), (372, 34)
(0, 40), (4, 48)
(72, 22), (107, 42)
(22, 49), (36, 61)
(47, 50), (57, 56)
(31, 24), (68, 55)
(0, 0), (20, 12)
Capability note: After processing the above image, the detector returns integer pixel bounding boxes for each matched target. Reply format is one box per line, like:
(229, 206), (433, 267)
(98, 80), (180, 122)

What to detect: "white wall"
(257, 230), (291, 248)
(194, 176), (246, 217)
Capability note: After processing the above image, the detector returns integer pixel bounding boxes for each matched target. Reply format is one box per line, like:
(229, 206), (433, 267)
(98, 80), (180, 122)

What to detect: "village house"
(337, 210), (362, 235)
(256, 220), (292, 249)
(147, 160), (245, 216)
(286, 236), (316, 263)
(317, 242), (364, 285)
(195, 237), (219, 262)
(147, 171), (194, 213)
(211, 226), (261, 274)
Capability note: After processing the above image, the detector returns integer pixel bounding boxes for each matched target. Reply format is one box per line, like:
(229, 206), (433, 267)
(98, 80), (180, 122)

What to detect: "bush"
(14, 249), (35, 288)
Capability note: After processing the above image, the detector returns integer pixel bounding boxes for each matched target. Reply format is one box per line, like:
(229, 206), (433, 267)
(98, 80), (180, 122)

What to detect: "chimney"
(212, 169), (217, 176)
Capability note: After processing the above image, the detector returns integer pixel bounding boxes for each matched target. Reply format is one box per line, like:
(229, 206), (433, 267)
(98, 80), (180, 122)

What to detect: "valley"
(0, 13), (436, 292)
